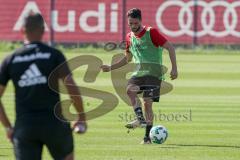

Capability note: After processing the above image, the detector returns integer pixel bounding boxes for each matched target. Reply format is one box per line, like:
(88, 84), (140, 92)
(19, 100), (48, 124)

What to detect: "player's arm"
(150, 28), (178, 80)
(101, 54), (129, 72)
(0, 55), (13, 142)
(125, 50), (133, 62)
(61, 75), (87, 134)
(0, 85), (14, 142)
(63, 76), (85, 121)
(56, 52), (87, 133)
(101, 34), (132, 72)
(162, 41), (178, 80)
(100, 49), (133, 72)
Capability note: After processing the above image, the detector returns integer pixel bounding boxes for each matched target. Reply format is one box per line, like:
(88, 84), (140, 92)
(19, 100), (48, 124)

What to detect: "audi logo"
(156, 0), (240, 37)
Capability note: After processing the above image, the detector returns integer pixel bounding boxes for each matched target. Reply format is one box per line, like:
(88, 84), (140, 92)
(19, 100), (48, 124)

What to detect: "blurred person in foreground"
(0, 13), (87, 160)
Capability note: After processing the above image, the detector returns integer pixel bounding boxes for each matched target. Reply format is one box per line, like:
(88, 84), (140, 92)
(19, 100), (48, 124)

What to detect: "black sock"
(134, 107), (144, 121)
(145, 125), (153, 138)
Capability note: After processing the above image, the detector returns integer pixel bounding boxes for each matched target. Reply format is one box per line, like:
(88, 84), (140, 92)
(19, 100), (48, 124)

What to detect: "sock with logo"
(145, 125), (153, 138)
(134, 107), (145, 122)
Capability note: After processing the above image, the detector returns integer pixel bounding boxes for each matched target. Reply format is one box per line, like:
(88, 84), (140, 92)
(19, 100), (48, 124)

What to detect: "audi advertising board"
(0, 1), (240, 160)
(0, 0), (240, 44)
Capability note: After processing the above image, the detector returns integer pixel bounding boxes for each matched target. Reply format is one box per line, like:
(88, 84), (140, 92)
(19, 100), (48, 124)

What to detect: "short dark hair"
(24, 12), (44, 33)
(127, 8), (142, 20)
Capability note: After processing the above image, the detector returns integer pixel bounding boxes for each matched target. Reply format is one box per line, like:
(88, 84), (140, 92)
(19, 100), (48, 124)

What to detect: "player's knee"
(143, 98), (153, 106)
(126, 85), (139, 96)
(126, 89), (132, 96)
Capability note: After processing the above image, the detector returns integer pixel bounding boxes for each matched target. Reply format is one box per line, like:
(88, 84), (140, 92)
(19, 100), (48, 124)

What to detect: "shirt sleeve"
(150, 28), (167, 47)
(0, 55), (12, 86)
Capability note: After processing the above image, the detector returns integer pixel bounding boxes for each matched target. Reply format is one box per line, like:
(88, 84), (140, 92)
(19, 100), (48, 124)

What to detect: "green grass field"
(0, 49), (240, 160)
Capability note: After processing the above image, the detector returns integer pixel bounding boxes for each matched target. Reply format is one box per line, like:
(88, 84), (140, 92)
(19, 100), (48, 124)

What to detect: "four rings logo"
(156, 0), (240, 37)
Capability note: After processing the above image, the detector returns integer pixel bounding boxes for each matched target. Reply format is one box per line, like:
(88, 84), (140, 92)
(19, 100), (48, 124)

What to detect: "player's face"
(128, 17), (142, 33)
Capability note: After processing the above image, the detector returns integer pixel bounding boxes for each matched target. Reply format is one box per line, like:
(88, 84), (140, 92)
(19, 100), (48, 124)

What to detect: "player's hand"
(170, 67), (178, 80)
(100, 65), (111, 72)
(6, 127), (14, 143)
(73, 121), (87, 134)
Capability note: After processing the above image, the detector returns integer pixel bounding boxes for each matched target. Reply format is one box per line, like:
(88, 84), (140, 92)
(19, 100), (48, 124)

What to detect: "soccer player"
(101, 8), (178, 144)
(0, 13), (87, 159)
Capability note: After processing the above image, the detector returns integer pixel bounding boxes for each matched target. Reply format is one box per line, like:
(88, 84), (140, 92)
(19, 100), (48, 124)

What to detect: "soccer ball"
(149, 125), (168, 144)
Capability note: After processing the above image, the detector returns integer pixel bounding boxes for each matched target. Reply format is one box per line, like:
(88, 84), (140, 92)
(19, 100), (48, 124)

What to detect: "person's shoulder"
(5, 45), (26, 62)
(126, 32), (132, 38)
(1, 54), (13, 62)
(149, 27), (159, 33)
(12, 43), (61, 55)
(0, 51), (16, 67)
(38, 43), (65, 59)
(40, 43), (62, 54)
(149, 27), (166, 38)
(126, 32), (134, 41)
(13, 44), (30, 55)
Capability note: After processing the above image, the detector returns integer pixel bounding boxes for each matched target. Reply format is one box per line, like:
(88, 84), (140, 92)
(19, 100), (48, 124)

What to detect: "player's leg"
(13, 126), (43, 160)
(126, 84), (139, 108)
(44, 121), (74, 160)
(141, 76), (161, 144)
(141, 98), (153, 144)
(144, 98), (154, 126)
(125, 77), (147, 129)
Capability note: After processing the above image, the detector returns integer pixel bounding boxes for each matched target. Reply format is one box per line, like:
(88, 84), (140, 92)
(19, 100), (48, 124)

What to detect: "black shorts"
(13, 121), (73, 160)
(127, 75), (162, 102)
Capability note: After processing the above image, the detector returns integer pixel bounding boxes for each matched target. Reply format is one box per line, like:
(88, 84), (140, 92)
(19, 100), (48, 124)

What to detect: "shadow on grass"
(0, 155), (9, 157)
(159, 146), (180, 149)
(166, 144), (240, 149)
(0, 147), (12, 149)
(0, 147), (11, 157)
